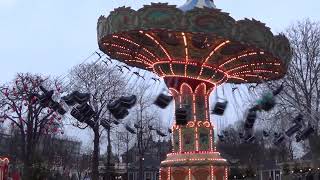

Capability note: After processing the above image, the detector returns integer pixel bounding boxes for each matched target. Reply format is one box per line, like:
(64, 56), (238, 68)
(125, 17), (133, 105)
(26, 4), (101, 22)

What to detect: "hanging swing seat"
(175, 107), (188, 125)
(211, 101), (228, 115)
(154, 93), (173, 109)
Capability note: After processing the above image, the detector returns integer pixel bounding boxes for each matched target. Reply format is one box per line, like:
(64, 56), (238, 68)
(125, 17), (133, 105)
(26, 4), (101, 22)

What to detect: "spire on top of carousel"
(179, 0), (216, 11)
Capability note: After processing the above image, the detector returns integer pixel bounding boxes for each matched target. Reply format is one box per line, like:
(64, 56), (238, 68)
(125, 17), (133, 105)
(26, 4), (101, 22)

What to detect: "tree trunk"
(92, 126), (100, 180)
(138, 128), (143, 180)
(309, 134), (320, 160)
(106, 124), (112, 180)
(138, 108), (144, 180)
(23, 125), (34, 180)
(23, 156), (32, 180)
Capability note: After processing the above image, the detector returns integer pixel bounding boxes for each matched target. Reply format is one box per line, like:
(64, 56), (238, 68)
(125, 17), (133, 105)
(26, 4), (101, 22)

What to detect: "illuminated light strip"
(205, 95), (209, 121)
(203, 41), (230, 64)
(228, 63), (281, 75)
(232, 69), (279, 76)
(211, 166), (214, 180)
(202, 64), (228, 78)
(153, 60), (197, 66)
(112, 45), (153, 67)
(159, 168), (162, 180)
(179, 128), (182, 152)
(198, 41), (230, 78)
(0, 158), (9, 163)
(214, 75), (228, 86)
(171, 130), (175, 153)
(188, 168), (191, 180)
(137, 54), (154, 64)
(203, 121), (211, 128)
(136, 56), (153, 66)
(235, 74), (270, 80)
(195, 127), (199, 151)
(125, 59), (144, 65)
(228, 76), (247, 82)
(162, 75), (219, 88)
(142, 32), (174, 74)
(115, 52), (153, 67)
(192, 94), (196, 120)
(226, 64), (249, 73)
(115, 52), (142, 62)
(168, 167), (171, 180)
(168, 87), (179, 95)
(180, 83), (193, 94)
(142, 47), (157, 59)
(158, 66), (166, 76)
(186, 120), (211, 128)
(109, 42), (154, 64)
(162, 158), (227, 163)
(187, 121), (196, 128)
(232, 70), (251, 75)
(182, 32), (189, 77)
(117, 36), (139, 46)
(0, 157), (9, 180)
(108, 43), (127, 50)
(219, 51), (262, 68)
(111, 35), (159, 61)
(166, 151), (220, 156)
(206, 71), (229, 86)
(194, 83), (207, 94)
(225, 167), (228, 180)
(210, 129), (213, 151)
(153, 60), (227, 78)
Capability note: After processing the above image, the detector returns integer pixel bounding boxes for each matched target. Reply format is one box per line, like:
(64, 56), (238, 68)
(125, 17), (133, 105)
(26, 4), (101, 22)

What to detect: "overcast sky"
(0, 0), (319, 152)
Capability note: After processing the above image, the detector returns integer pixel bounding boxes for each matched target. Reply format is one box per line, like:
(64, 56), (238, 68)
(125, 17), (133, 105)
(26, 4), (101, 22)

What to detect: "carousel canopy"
(97, 3), (291, 86)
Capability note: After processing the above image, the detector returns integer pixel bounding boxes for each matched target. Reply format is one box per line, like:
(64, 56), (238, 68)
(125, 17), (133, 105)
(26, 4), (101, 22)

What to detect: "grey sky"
(0, 0), (319, 151)
(0, 0), (319, 84)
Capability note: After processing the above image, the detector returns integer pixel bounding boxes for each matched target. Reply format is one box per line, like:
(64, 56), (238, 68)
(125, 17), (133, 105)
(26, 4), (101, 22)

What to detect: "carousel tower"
(97, 0), (291, 179)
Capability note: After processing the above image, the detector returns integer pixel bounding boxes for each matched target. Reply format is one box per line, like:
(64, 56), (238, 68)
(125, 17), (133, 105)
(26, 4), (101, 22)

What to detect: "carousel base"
(159, 151), (228, 180)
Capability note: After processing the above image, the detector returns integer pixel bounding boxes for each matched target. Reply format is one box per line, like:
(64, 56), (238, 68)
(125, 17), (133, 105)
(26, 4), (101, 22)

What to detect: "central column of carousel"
(159, 77), (228, 180)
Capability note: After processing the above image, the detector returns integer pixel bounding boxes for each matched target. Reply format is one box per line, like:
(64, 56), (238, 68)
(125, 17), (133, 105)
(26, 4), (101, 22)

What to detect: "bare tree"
(125, 84), (162, 180)
(0, 73), (64, 179)
(68, 62), (125, 180)
(218, 122), (292, 169)
(262, 19), (320, 158)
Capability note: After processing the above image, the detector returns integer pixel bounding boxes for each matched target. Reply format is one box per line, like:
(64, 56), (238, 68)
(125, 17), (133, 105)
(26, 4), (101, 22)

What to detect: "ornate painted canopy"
(97, 3), (291, 85)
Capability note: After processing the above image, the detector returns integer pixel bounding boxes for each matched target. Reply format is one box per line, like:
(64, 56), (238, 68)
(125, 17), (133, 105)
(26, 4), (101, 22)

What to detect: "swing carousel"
(97, 0), (291, 179)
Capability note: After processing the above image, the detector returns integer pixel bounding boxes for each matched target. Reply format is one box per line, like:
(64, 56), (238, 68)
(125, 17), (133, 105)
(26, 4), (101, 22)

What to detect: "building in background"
(122, 140), (171, 180)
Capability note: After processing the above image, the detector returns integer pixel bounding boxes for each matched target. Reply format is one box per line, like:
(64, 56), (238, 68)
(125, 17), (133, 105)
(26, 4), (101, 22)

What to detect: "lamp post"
(134, 117), (144, 180)
(100, 112), (113, 180)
